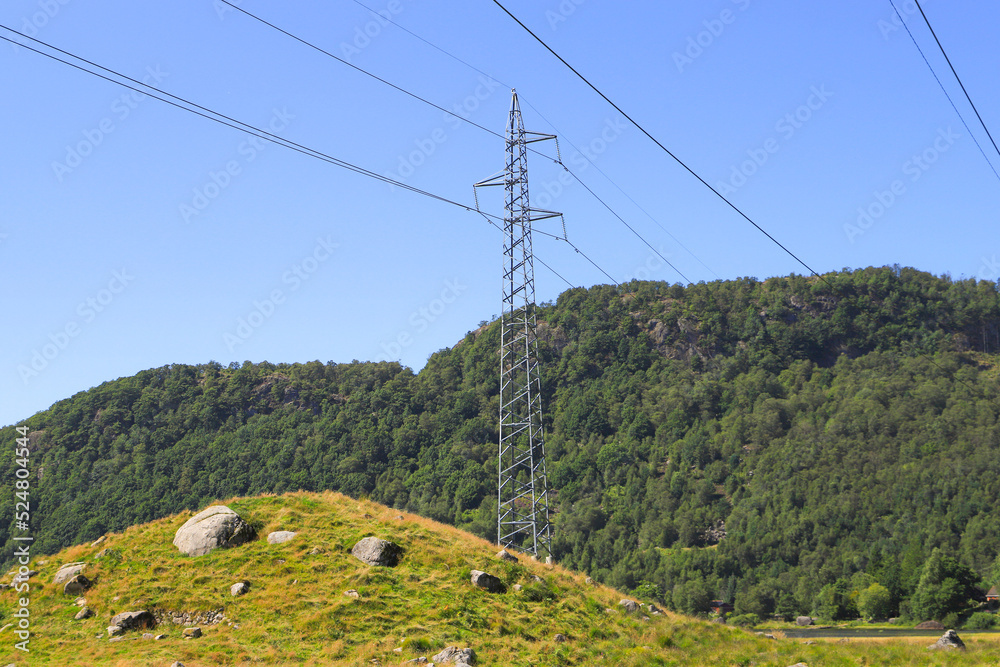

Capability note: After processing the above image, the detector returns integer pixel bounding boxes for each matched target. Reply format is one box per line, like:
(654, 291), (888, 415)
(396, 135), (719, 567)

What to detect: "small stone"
(74, 597), (87, 606)
(620, 599), (640, 614)
(554, 633), (568, 642)
(90, 535), (106, 547)
(142, 633), (155, 640)
(53, 562), (87, 586)
(343, 589), (360, 598)
(182, 627), (202, 639)
(74, 606), (94, 620)
(405, 659), (428, 664)
(63, 574), (92, 596)
(309, 547), (323, 555)
(267, 531), (297, 545)
(107, 625), (124, 637)
(585, 577), (594, 585)
(170, 662), (187, 667)
(108, 636), (126, 642)
(432, 646), (476, 664)
(155, 634), (168, 640)
(497, 549), (518, 563)
(470, 570), (505, 593)
(928, 629), (966, 651)
(230, 581), (251, 597)
(351, 537), (403, 567)
(512, 584), (523, 592)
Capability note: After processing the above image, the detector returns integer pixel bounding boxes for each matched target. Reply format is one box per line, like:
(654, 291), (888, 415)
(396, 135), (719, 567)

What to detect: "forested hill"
(3, 266), (1000, 622)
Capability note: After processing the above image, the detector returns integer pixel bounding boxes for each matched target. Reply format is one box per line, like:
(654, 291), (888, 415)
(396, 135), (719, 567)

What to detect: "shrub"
(728, 613), (759, 627)
(965, 612), (996, 630)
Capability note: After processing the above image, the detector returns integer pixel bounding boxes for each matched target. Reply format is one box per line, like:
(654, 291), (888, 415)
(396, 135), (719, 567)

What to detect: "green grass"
(1, 491), (999, 665)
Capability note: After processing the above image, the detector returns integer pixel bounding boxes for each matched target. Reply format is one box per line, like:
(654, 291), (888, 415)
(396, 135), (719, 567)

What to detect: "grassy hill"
(2, 491), (1000, 666)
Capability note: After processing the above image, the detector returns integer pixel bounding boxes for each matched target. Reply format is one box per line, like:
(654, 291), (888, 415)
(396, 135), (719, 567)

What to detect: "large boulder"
(110, 610), (155, 632)
(795, 616), (814, 626)
(351, 537), (403, 567)
(928, 629), (966, 651)
(53, 562), (86, 586)
(173, 506), (255, 557)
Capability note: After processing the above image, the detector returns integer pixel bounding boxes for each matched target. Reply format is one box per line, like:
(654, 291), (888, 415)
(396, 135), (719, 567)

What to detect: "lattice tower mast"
(475, 90), (561, 559)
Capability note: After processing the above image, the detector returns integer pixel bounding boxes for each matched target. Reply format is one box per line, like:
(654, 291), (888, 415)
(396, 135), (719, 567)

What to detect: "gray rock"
(110, 610), (155, 632)
(63, 574), (92, 596)
(585, 577), (594, 585)
(351, 537), (403, 567)
(142, 633), (155, 640)
(497, 549), (518, 563)
(73, 597), (87, 606)
(470, 570), (504, 594)
(928, 629), (966, 651)
(267, 530), (296, 545)
(647, 604), (662, 615)
(155, 634), (168, 640)
(432, 646), (476, 664)
(554, 633), (568, 642)
(795, 616), (813, 626)
(53, 562), (86, 586)
(74, 606), (94, 620)
(343, 589), (360, 598)
(230, 581), (250, 597)
(172, 505), (255, 557)
(512, 584), (523, 591)
(170, 662), (186, 667)
(620, 599), (640, 614)
(182, 627), (202, 639)
(90, 536), (106, 547)
(107, 625), (124, 637)
(405, 659), (428, 664)
(95, 548), (113, 559)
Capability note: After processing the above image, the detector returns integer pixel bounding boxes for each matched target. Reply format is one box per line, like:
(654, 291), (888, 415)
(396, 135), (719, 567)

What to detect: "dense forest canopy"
(3, 266), (1000, 622)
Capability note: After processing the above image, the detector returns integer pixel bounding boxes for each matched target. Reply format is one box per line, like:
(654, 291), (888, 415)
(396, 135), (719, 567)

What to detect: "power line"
(219, 0), (703, 283)
(911, 0), (1000, 163)
(490, 0), (822, 280)
(888, 0), (1000, 183)
(0, 27), (613, 290)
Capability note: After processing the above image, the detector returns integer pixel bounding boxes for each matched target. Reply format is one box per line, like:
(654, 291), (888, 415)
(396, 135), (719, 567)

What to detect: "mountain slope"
(2, 266), (999, 621)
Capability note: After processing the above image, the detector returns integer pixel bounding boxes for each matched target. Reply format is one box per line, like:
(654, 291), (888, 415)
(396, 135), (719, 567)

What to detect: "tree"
(910, 548), (980, 621)
(857, 583), (892, 620)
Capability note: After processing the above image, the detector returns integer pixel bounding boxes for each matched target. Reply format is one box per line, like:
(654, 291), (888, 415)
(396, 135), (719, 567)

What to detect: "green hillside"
(2, 266), (1000, 623)
(2, 491), (1000, 666)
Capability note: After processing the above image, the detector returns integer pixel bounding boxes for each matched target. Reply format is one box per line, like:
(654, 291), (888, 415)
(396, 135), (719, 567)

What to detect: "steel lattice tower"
(475, 90), (560, 559)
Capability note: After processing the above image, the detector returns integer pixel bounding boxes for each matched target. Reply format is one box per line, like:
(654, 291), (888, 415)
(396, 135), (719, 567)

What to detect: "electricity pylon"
(474, 90), (561, 559)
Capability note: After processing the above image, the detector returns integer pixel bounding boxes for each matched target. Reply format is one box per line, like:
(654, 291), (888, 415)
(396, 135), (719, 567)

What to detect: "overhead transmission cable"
(218, 0), (697, 284)
(490, 0), (823, 281)
(888, 0), (1000, 183)
(0, 27), (617, 289)
(349, 0), (718, 280)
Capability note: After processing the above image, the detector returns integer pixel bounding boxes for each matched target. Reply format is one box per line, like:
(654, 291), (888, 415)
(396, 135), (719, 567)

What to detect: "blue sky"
(2, 0), (999, 427)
